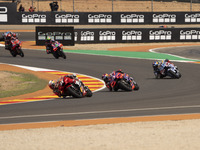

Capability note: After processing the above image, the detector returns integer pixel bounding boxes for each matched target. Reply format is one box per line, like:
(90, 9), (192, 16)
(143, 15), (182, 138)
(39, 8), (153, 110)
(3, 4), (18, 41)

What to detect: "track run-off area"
(0, 31), (200, 130)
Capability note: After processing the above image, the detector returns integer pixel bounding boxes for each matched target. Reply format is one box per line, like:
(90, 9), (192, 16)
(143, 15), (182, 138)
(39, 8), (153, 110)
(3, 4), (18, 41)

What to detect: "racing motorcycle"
(7, 39), (24, 57)
(48, 42), (66, 59)
(111, 72), (139, 91)
(155, 62), (181, 79)
(61, 76), (92, 98)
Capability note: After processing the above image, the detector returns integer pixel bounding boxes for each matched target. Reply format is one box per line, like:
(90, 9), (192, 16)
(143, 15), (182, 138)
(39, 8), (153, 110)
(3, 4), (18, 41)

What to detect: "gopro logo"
(185, 14), (200, 22)
(22, 14), (46, 23)
(0, 7), (8, 22)
(37, 32), (72, 40)
(55, 14), (79, 23)
(149, 30), (172, 40)
(153, 14), (176, 23)
(81, 31), (94, 41)
(99, 31), (116, 41)
(122, 30), (142, 40)
(88, 14), (112, 23)
(120, 14), (144, 23)
(180, 30), (200, 40)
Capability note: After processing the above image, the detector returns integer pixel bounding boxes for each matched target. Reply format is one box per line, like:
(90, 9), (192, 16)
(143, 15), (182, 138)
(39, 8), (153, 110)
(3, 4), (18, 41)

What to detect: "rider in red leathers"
(49, 74), (89, 97)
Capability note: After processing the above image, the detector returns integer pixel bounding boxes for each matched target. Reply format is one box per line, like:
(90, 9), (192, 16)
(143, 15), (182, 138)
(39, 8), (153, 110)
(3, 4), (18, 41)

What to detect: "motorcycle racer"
(48, 80), (62, 97)
(102, 69), (138, 91)
(152, 59), (173, 78)
(45, 37), (63, 54)
(49, 74), (91, 98)
(45, 36), (53, 54)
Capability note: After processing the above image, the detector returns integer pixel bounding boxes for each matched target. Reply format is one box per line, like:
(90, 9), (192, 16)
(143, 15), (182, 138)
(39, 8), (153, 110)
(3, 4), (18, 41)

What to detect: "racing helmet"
(47, 36), (51, 40)
(12, 33), (17, 37)
(6, 33), (12, 39)
(102, 73), (109, 80)
(48, 80), (55, 89)
(164, 59), (169, 62)
(72, 73), (77, 79)
(153, 61), (158, 66)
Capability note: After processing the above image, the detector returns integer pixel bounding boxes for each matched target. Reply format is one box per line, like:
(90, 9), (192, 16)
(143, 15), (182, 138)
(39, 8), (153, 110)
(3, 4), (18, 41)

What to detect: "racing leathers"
(50, 75), (87, 97)
(152, 59), (172, 77)
(45, 40), (62, 54)
(102, 70), (134, 91)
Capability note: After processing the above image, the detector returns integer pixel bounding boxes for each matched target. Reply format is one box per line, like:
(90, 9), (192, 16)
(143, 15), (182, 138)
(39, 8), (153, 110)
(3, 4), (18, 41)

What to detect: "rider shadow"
(146, 77), (178, 80)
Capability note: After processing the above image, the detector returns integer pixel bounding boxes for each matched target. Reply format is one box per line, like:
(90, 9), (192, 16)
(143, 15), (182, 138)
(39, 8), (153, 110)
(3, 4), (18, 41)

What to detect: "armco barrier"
(2, 3), (200, 25)
(36, 28), (200, 45)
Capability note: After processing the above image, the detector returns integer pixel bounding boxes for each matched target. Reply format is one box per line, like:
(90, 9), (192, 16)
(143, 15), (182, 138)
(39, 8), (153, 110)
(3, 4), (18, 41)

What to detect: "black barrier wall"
(36, 26), (74, 45)
(0, 3), (17, 24)
(2, 3), (200, 25)
(36, 28), (200, 44)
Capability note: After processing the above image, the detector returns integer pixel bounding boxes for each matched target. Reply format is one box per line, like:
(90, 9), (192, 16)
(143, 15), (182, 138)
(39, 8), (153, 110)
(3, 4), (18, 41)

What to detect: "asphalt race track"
(0, 33), (200, 124)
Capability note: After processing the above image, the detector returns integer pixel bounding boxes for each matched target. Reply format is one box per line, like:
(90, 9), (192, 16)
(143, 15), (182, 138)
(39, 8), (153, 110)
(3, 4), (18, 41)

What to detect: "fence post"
(73, 0), (75, 12)
(151, 0), (153, 12)
(60, 0), (62, 11)
(112, 0), (113, 12)
(37, 0), (39, 12)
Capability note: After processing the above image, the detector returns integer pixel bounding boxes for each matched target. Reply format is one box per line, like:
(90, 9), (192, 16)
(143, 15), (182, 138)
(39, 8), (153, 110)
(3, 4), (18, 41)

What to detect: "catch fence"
(2, 0), (200, 12)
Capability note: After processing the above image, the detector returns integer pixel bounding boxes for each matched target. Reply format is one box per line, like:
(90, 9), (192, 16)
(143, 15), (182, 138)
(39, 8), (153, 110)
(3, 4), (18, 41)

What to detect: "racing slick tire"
(85, 88), (93, 97)
(133, 83), (139, 91)
(53, 52), (59, 59)
(10, 50), (16, 57)
(168, 70), (181, 79)
(60, 51), (66, 59)
(118, 80), (132, 91)
(67, 86), (83, 98)
(19, 49), (24, 57)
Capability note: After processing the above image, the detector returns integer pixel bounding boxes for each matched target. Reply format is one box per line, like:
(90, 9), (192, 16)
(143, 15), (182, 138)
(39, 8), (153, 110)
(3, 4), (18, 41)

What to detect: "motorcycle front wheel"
(67, 86), (83, 98)
(60, 51), (66, 59)
(18, 49), (24, 57)
(118, 80), (132, 91)
(10, 50), (16, 57)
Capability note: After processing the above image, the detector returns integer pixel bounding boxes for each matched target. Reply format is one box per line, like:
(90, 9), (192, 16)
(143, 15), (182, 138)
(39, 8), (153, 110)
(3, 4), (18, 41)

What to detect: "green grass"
(0, 71), (47, 98)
